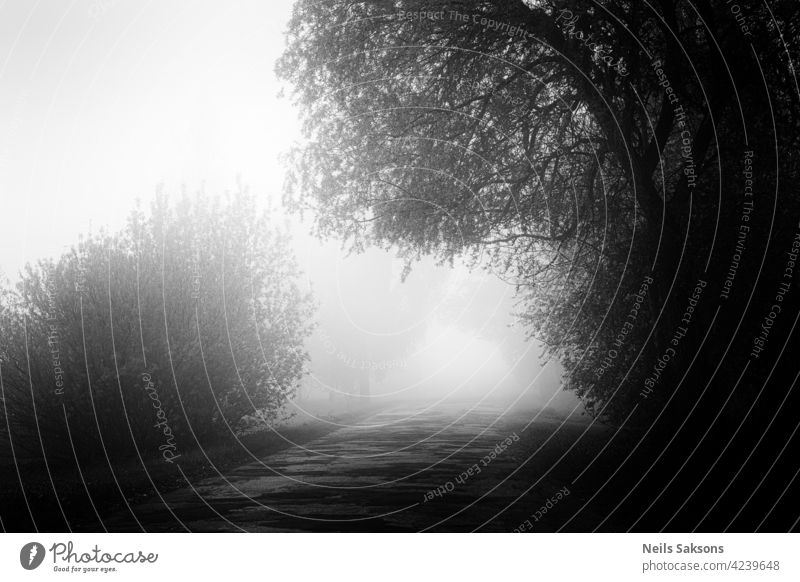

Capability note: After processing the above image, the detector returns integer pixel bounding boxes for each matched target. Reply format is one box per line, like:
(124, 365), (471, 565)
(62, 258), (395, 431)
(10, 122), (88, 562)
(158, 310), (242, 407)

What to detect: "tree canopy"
(279, 0), (800, 423)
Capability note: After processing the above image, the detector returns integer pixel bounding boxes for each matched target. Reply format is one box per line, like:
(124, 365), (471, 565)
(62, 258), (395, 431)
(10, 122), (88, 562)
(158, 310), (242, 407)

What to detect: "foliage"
(0, 189), (313, 464)
(278, 0), (800, 422)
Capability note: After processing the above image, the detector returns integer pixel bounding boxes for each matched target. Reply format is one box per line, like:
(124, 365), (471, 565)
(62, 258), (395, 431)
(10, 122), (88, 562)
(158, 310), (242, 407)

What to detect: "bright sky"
(0, 0), (299, 277)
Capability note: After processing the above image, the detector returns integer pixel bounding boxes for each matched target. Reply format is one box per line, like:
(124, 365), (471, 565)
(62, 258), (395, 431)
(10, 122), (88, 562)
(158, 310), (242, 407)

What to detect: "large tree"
(278, 0), (800, 424)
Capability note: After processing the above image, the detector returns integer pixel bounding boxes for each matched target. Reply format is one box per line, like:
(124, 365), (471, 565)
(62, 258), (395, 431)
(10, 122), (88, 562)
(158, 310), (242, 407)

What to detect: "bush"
(0, 189), (313, 466)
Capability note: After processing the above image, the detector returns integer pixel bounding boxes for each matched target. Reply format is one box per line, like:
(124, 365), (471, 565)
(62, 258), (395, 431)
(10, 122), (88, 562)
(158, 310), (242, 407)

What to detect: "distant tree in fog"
(307, 249), (445, 403)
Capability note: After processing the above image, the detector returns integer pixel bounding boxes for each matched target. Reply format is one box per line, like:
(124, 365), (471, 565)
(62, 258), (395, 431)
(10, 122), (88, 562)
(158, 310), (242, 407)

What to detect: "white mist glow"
(0, 0), (299, 277)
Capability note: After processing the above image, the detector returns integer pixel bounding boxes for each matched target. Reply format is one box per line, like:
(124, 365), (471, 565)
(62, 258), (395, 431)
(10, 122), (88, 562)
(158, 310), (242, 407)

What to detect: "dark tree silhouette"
(278, 0), (800, 426)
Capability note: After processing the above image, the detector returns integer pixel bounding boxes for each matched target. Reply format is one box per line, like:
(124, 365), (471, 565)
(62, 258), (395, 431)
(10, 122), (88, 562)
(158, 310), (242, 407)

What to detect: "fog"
(291, 241), (579, 420)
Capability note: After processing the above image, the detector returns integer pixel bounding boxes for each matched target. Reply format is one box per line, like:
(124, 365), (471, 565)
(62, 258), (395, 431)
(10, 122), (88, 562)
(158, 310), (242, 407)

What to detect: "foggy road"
(105, 401), (610, 532)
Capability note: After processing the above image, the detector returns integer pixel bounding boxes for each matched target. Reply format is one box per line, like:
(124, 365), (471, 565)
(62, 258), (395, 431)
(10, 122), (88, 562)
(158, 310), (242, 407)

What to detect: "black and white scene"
(1, 0), (799, 535)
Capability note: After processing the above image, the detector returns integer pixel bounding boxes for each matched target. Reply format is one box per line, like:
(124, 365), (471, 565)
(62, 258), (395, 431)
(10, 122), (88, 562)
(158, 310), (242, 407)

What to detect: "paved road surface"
(105, 401), (611, 532)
